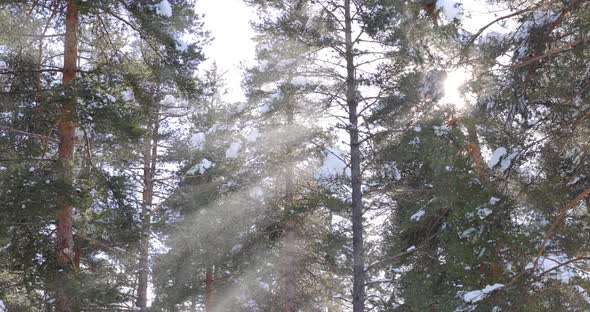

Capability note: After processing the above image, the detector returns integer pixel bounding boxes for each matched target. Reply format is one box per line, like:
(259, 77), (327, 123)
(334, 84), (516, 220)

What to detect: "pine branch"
(0, 125), (59, 143)
(511, 35), (590, 69)
(535, 187), (590, 261)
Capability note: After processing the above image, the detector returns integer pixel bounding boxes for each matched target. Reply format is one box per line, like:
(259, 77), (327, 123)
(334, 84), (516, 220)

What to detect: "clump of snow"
(269, 90), (282, 102)
(231, 244), (242, 254)
(433, 124), (450, 136)
(461, 284), (504, 303)
(436, 0), (463, 21)
(175, 38), (188, 52)
(190, 132), (206, 149)
(410, 208), (426, 221)
(0, 166), (7, 171)
(514, 10), (559, 40)
(106, 94), (116, 102)
(315, 147), (350, 179)
(476, 207), (493, 219)
(383, 161), (402, 180)
(260, 103), (271, 113)
(259, 281), (270, 291)
(406, 245), (417, 252)
(500, 151), (518, 172)
(29, 167), (35, 172)
(277, 59), (296, 68)
(480, 31), (504, 44)
(160, 94), (177, 106)
(207, 122), (222, 134)
(244, 299), (258, 310)
(487, 148), (518, 172)
(575, 285), (590, 304)
(566, 175), (583, 186)
(121, 89), (135, 102)
(290, 76), (309, 86)
(0, 300), (6, 312)
(153, 0), (172, 17)
(488, 147), (507, 169)
(246, 128), (259, 142)
(459, 227), (478, 239)
(489, 197), (501, 205)
(187, 158), (213, 175)
(225, 142), (242, 159)
(249, 186), (264, 200)
(91, 252), (109, 261)
(414, 125), (422, 132)
(257, 60), (269, 71)
(526, 253), (581, 283)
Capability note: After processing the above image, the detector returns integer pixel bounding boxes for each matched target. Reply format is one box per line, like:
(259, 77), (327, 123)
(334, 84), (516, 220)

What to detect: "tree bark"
(205, 267), (214, 311)
(56, 1), (78, 311)
(283, 94), (297, 312)
(283, 219), (296, 312)
(466, 123), (488, 185)
(344, 0), (365, 310)
(137, 98), (159, 311)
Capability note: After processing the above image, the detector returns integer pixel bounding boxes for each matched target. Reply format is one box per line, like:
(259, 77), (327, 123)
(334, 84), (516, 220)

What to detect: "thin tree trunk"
(344, 0), (365, 310)
(137, 100), (159, 311)
(283, 219), (296, 312)
(205, 266), (214, 311)
(56, 1), (78, 311)
(466, 123), (488, 185)
(190, 295), (197, 312)
(283, 95), (297, 312)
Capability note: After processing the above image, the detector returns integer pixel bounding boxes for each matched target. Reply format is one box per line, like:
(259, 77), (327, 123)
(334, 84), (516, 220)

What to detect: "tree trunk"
(283, 219), (296, 312)
(344, 0), (365, 310)
(137, 100), (159, 311)
(466, 123), (488, 185)
(56, 1), (78, 311)
(283, 95), (297, 312)
(205, 267), (214, 312)
(190, 296), (197, 312)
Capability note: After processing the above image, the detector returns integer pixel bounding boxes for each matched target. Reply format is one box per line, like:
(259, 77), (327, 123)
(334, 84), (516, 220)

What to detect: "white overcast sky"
(195, 0), (258, 103)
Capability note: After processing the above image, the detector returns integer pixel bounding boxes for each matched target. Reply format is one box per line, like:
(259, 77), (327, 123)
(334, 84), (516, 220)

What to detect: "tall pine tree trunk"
(205, 266), (214, 311)
(344, 0), (365, 310)
(56, 1), (78, 311)
(283, 97), (296, 312)
(283, 219), (296, 311)
(137, 103), (159, 311)
(466, 123), (488, 185)
(190, 296), (197, 312)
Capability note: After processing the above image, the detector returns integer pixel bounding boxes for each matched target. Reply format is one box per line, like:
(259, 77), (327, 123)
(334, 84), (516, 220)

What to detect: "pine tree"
(456, 0), (590, 309)
(0, 0), (206, 310)
(243, 29), (333, 310)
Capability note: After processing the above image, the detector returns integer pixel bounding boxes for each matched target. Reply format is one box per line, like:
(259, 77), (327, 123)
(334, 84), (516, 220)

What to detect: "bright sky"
(192, 0), (515, 107)
(195, 0), (258, 103)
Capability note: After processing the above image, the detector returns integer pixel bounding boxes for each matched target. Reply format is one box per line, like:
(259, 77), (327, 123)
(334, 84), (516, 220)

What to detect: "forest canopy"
(0, 0), (589, 311)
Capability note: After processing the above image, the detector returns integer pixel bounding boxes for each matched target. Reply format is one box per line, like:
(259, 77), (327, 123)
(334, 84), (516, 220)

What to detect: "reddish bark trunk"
(137, 103), (159, 311)
(283, 219), (296, 312)
(466, 123), (488, 185)
(56, 1), (78, 311)
(205, 268), (214, 311)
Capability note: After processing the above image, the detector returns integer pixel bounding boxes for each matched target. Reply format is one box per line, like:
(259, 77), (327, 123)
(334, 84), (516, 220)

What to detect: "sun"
(441, 68), (470, 110)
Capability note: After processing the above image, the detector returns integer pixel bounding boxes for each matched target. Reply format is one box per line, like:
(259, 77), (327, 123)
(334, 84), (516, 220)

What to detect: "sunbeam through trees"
(1, 0), (590, 311)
